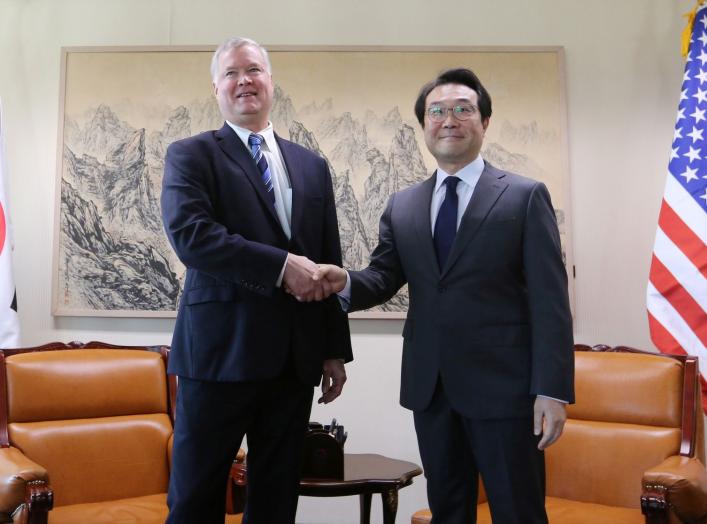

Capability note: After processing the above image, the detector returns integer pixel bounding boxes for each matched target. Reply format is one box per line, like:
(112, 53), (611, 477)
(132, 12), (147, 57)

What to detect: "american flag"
(647, 4), (707, 411)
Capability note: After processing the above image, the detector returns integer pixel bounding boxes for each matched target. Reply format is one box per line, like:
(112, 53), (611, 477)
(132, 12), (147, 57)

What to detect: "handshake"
(282, 254), (348, 302)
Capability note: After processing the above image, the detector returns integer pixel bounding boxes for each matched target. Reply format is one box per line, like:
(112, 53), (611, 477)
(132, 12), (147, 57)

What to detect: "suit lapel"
(214, 124), (280, 225)
(442, 164), (508, 276)
(412, 174), (439, 274)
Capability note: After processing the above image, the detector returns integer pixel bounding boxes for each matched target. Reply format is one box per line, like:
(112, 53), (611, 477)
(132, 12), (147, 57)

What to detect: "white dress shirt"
(227, 120), (292, 239)
(429, 155), (484, 233)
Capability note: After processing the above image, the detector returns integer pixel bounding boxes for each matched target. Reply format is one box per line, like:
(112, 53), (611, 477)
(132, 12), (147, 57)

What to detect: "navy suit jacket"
(161, 123), (352, 385)
(348, 162), (574, 418)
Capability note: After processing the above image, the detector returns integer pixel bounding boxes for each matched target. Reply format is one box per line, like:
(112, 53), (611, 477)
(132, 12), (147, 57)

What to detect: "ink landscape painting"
(53, 47), (572, 317)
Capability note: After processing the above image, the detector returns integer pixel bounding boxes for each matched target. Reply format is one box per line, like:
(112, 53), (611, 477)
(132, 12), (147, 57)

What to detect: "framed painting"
(52, 45), (573, 318)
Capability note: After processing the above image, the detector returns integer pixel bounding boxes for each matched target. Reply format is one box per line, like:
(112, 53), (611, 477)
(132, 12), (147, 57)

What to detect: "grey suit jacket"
(348, 162), (574, 418)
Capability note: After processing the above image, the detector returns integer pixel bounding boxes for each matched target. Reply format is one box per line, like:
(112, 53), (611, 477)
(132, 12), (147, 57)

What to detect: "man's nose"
(442, 112), (458, 127)
(237, 74), (252, 85)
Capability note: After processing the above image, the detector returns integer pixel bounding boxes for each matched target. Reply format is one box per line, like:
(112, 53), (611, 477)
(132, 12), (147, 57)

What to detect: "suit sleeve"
(161, 140), (287, 296)
(318, 161), (353, 362)
(348, 194), (407, 312)
(524, 182), (575, 403)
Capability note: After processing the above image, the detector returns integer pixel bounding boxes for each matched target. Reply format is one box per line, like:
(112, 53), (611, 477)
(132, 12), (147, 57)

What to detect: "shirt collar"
(226, 120), (276, 152)
(434, 155), (485, 193)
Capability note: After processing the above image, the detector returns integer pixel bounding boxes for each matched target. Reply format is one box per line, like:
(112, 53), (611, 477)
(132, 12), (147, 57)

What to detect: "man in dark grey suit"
(315, 68), (574, 523)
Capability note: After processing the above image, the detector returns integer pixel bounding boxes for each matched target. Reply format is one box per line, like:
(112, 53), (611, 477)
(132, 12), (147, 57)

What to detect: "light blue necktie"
(434, 176), (460, 270)
(248, 134), (275, 204)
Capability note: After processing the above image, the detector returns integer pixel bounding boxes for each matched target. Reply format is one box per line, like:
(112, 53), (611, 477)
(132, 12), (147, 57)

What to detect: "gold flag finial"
(682, 0), (706, 58)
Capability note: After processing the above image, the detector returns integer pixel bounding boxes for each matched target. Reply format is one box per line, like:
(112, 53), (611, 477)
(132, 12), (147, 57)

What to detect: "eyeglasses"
(426, 104), (478, 122)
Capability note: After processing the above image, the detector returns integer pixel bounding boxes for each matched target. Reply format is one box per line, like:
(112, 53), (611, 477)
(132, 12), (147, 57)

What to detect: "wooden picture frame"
(52, 45), (573, 318)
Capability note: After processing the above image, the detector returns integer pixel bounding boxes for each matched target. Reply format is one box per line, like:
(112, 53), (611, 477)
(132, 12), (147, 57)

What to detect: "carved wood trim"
(0, 340), (169, 358)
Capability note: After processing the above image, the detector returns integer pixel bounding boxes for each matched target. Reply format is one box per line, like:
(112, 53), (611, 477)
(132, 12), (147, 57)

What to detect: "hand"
(312, 264), (347, 294)
(534, 396), (567, 450)
(283, 254), (332, 301)
(318, 359), (347, 404)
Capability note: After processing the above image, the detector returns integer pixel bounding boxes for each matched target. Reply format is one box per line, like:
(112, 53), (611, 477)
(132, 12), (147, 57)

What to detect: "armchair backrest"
(0, 342), (176, 507)
(546, 345), (703, 509)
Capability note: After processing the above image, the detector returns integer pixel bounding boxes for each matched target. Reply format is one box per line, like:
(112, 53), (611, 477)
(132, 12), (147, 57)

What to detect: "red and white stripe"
(647, 175), (707, 408)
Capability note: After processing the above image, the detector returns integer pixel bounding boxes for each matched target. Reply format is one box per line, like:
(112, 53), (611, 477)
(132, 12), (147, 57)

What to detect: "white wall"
(0, 1), (693, 522)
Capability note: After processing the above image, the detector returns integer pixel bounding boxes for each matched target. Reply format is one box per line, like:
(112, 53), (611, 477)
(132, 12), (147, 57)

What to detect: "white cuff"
(537, 394), (568, 404)
(276, 253), (288, 287)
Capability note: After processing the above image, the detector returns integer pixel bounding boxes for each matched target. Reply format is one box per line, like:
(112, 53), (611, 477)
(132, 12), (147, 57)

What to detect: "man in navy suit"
(161, 37), (352, 523)
(315, 68), (573, 523)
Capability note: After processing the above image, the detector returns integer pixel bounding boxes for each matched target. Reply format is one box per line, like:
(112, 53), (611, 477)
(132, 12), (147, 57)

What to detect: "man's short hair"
(210, 37), (272, 81)
(414, 68), (492, 126)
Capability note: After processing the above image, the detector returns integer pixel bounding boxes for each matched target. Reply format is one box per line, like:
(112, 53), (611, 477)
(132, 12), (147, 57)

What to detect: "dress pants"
(166, 373), (314, 524)
(413, 381), (547, 524)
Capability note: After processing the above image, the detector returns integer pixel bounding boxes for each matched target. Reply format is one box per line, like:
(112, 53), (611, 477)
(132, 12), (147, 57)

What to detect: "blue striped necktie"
(434, 176), (460, 269)
(248, 133), (275, 204)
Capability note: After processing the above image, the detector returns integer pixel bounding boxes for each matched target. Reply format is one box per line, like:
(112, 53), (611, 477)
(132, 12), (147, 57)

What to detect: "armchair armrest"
(642, 455), (707, 523)
(0, 446), (50, 522)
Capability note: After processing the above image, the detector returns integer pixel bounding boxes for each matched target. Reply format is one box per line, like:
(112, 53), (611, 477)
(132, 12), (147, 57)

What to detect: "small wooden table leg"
(359, 492), (372, 524)
(381, 488), (398, 524)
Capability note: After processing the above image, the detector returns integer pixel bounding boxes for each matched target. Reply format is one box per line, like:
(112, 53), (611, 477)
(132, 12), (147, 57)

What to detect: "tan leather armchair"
(412, 344), (707, 524)
(0, 341), (245, 524)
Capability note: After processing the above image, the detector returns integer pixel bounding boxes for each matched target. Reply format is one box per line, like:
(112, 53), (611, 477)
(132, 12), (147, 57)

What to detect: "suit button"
(438, 286), (446, 293)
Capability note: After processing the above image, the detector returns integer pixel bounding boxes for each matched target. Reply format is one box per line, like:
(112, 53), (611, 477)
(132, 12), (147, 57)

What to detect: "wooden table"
(299, 453), (423, 524)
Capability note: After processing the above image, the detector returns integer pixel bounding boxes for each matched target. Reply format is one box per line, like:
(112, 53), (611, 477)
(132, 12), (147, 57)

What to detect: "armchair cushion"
(9, 414), (172, 506)
(42, 493), (243, 524)
(6, 350), (168, 422)
(47, 493), (169, 524)
(547, 419), (681, 507)
(412, 498), (645, 524)
(567, 351), (683, 427)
